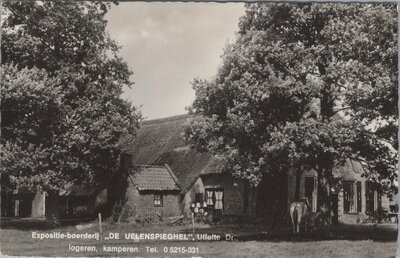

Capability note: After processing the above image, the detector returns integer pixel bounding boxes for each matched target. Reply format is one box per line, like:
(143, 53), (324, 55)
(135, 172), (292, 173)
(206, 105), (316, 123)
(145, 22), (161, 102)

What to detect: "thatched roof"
(129, 165), (181, 191)
(128, 115), (189, 164)
(127, 114), (226, 192)
(154, 149), (226, 192)
(333, 159), (364, 179)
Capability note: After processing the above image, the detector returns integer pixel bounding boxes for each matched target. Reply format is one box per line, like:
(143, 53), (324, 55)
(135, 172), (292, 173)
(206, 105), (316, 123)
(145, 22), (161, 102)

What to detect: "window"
(206, 190), (213, 206)
(214, 191), (223, 210)
(154, 194), (163, 207)
(205, 188), (224, 210)
(205, 188), (224, 222)
(366, 181), (382, 212)
(343, 180), (361, 213)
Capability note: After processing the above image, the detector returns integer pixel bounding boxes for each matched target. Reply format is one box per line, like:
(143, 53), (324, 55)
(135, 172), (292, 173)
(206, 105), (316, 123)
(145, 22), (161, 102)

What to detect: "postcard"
(0, 1), (398, 257)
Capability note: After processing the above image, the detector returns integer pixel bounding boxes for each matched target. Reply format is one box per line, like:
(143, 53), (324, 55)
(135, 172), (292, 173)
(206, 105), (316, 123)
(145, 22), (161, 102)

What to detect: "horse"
(289, 198), (310, 236)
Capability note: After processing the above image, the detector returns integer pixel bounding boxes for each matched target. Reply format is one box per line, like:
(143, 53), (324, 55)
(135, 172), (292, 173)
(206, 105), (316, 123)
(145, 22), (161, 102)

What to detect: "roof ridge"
(164, 164), (182, 189)
(141, 114), (191, 126)
(132, 164), (165, 168)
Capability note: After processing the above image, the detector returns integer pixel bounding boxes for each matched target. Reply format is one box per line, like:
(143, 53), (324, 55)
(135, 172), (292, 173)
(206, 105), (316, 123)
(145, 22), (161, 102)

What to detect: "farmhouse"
(108, 163), (182, 221)
(155, 149), (247, 221)
(113, 115), (250, 222)
(115, 114), (395, 224)
(2, 114), (394, 225)
(288, 160), (395, 224)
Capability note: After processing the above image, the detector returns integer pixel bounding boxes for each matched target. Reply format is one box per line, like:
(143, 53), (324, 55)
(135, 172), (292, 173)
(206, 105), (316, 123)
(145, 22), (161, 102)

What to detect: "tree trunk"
(245, 183), (257, 218)
(295, 169), (301, 201)
(269, 173), (287, 232)
(316, 168), (332, 224)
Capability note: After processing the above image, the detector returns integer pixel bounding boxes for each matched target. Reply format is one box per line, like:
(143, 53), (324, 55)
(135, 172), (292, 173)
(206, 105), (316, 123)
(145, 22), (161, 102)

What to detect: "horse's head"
(301, 198), (311, 211)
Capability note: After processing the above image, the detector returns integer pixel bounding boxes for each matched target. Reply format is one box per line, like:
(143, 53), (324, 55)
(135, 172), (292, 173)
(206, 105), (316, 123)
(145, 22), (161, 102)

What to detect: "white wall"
(31, 190), (46, 218)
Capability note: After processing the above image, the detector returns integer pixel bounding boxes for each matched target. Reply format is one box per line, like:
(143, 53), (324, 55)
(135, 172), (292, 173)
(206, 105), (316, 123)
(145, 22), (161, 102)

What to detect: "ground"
(0, 222), (397, 257)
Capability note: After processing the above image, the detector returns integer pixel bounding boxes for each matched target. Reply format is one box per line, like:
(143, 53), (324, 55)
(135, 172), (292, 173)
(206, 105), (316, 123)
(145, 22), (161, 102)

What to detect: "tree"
(1, 2), (141, 192)
(185, 3), (397, 217)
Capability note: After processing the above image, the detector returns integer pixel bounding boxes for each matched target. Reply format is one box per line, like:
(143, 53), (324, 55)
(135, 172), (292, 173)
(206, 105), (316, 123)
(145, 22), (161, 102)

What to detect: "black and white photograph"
(0, 1), (398, 257)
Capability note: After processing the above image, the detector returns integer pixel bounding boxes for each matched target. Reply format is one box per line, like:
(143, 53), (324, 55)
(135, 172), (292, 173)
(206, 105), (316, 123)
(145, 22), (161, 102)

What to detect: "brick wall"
(137, 191), (181, 217)
(183, 174), (246, 217)
(120, 178), (181, 220)
(203, 174), (244, 216)
(31, 190), (46, 218)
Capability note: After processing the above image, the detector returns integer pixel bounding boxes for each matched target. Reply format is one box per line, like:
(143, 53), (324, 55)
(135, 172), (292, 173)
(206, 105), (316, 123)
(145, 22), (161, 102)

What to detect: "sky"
(105, 2), (245, 120)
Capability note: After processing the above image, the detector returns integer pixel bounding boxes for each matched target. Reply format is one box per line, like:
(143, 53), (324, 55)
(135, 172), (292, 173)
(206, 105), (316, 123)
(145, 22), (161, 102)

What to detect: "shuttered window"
(205, 188), (224, 210)
(366, 181), (382, 212)
(344, 181), (361, 213)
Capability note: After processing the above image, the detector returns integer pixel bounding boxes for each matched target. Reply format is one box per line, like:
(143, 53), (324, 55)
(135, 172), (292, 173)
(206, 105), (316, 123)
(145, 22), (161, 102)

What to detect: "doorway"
(330, 194), (339, 224)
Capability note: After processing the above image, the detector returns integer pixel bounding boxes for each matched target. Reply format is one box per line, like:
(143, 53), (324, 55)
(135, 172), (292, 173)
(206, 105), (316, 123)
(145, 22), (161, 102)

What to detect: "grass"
(0, 222), (397, 257)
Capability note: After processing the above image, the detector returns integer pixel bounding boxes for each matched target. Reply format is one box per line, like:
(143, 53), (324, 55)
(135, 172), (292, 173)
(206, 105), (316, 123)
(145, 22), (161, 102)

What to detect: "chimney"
(120, 153), (133, 174)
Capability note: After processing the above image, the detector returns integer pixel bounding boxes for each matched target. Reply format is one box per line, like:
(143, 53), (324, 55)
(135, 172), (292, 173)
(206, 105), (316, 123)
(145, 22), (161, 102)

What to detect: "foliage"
(1, 2), (140, 191)
(1, 65), (65, 190)
(304, 211), (334, 237)
(108, 199), (124, 224)
(363, 208), (393, 224)
(185, 3), (397, 211)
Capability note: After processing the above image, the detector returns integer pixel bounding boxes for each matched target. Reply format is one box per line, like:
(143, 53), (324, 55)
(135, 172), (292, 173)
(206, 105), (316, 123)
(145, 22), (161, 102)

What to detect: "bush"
(108, 200), (124, 224)
(364, 208), (391, 224)
(304, 211), (334, 237)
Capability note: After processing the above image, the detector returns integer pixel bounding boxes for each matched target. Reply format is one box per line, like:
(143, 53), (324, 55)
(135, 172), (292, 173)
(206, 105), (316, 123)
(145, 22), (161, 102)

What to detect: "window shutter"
(349, 182), (354, 212)
(220, 191), (224, 210)
(206, 191), (213, 206)
(343, 182), (349, 213)
(378, 191), (382, 210)
(357, 181), (362, 212)
(214, 191), (223, 210)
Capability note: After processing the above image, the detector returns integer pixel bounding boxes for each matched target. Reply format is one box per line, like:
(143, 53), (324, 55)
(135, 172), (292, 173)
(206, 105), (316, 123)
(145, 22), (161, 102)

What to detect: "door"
(305, 176), (316, 212)
(19, 197), (32, 218)
(205, 188), (224, 222)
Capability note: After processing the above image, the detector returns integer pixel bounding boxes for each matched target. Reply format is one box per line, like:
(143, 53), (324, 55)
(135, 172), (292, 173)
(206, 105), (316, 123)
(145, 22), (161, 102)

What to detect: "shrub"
(364, 208), (391, 224)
